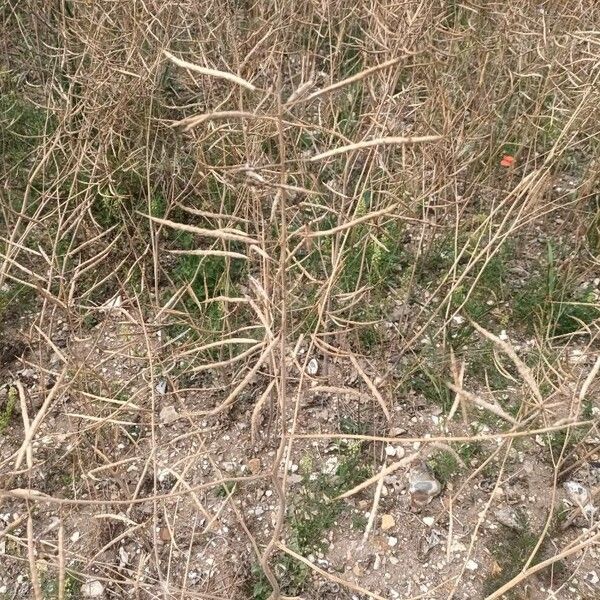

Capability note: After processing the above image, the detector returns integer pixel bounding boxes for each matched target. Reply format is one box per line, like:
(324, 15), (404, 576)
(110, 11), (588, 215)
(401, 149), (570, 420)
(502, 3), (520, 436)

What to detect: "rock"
(118, 546), (129, 567)
(422, 516), (435, 527)
(306, 358), (319, 376)
(408, 461), (442, 511)
(385, 445), (396, 457)
(585, 570), (599, 585)
(390, 427), (406, 436)
(381, 514), (395, 531)
(387, 535), (398, 547)
(247, 458), (261, 474)
(564, 481), (595, 516)
(155, 379), (167, 395)
(322, 456), (338, 475)
(159, 405), (179, 425)
(564, 480), (590, 505)
(389, 305), (405, 322)
(99, 294), (122, 312)
(465, 559), (479, 571)
(82, 579), (104, 597)
(417, 529), (441, 560)
(494, 507), (524, 531)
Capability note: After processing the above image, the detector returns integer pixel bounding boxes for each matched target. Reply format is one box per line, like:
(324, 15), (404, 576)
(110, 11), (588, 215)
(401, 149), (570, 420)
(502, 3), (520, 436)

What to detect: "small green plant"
(283, 443), (371, 594)
(247, 563), (272, 600)
(0, 386), (17, 434)
(0, 282), (36, 322)
(428, 442), (482, 485)
(408, 360), (453, 412)
(513, 242), (600, 336)
(428, 451), (460, 485)
(0, 93), (51, 173)
(467, 341), (513, 391)
(215, 482), (236, 498)
(40, 571), (81, 599)
(351, 513), (368, 530)
(339, 416), (368, 435)
(483, 512), (565, 597)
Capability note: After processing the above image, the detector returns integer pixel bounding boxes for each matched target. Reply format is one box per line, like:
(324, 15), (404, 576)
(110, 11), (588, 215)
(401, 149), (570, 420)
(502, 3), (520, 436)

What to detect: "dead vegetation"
(1, 1), (600, 598)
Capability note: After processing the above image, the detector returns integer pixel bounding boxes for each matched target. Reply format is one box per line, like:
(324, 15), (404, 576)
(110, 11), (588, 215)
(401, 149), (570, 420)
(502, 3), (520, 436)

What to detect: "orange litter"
(500, 154), (515, 167)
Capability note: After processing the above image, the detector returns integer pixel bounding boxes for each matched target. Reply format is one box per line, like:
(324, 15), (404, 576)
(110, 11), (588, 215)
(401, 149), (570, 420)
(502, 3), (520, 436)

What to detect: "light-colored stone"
(247, 458), (261, 474)
(306, 358), (319, 376)
(465, 559), (479, 571)
(82, 579), (104, 597)
(408, 461), (442, 510)
(381, 514), (395, 531)
(422, 516), (435, 527)
(385, 445), (396, 457)
(159, 405), (179, 425)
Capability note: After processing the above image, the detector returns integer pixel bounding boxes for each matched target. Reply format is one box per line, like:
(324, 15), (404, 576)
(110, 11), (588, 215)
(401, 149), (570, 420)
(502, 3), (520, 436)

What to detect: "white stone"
(159, 405), (179, 424)
(306, 358), (319, 376)
(82, 580), (104, 597)
(387, 536), (398, 547)
(422, 517), (435, 527)
(585, 570), (599, 585)
(465, 559), (478, 571)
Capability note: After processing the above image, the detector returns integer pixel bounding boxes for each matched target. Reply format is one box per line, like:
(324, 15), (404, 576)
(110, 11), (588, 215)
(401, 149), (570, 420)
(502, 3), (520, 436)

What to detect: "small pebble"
(82, 580), (104, 598)
(465, 559), (479, 571)
(306, 358), (319, 376)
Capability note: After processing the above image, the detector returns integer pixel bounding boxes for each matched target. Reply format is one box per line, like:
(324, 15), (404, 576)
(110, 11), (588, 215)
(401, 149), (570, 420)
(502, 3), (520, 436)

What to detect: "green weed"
(40, 571), (81, 599)
(428, 451), (460, 485)
(247, 563), (272, 600)
(513, 242), (600, 336)
(0, 282), (36, 322)
(282, 442), (371, 594)
(408, 361), (453, 412)
(0, 93), (50, 172)
(483, 512), (565, 597)
(215, 482), (236, 498)
(0, 386), (17, 434)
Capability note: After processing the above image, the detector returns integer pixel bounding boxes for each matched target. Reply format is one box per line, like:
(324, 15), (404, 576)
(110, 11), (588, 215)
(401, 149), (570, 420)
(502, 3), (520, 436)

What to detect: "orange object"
(500, 154), (515, 167)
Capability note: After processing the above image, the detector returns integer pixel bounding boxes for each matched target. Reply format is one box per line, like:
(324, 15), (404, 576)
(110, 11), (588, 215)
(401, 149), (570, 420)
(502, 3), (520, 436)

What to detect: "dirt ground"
(1, 293), (599, 599)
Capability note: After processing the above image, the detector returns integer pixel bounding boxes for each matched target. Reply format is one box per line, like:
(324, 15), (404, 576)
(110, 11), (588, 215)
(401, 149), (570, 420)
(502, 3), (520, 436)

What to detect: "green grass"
(428, 443), (482, 485)
(0, 386), (17, 434)
(215, 482), (237, 498)
(273, 441), (371, 595)
(0, 93), (50, 173)
(247, 563), (272, 600)
(483, 512), (565, 597)
(406, 359), (453, 412)
(513, 242), (600, 336)
(0, 283), (36, 323)
(40, 571), (82, 599)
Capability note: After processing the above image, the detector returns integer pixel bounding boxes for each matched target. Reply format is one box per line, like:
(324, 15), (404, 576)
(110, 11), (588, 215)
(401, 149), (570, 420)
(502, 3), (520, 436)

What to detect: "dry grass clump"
(1, 1), (600, 598)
